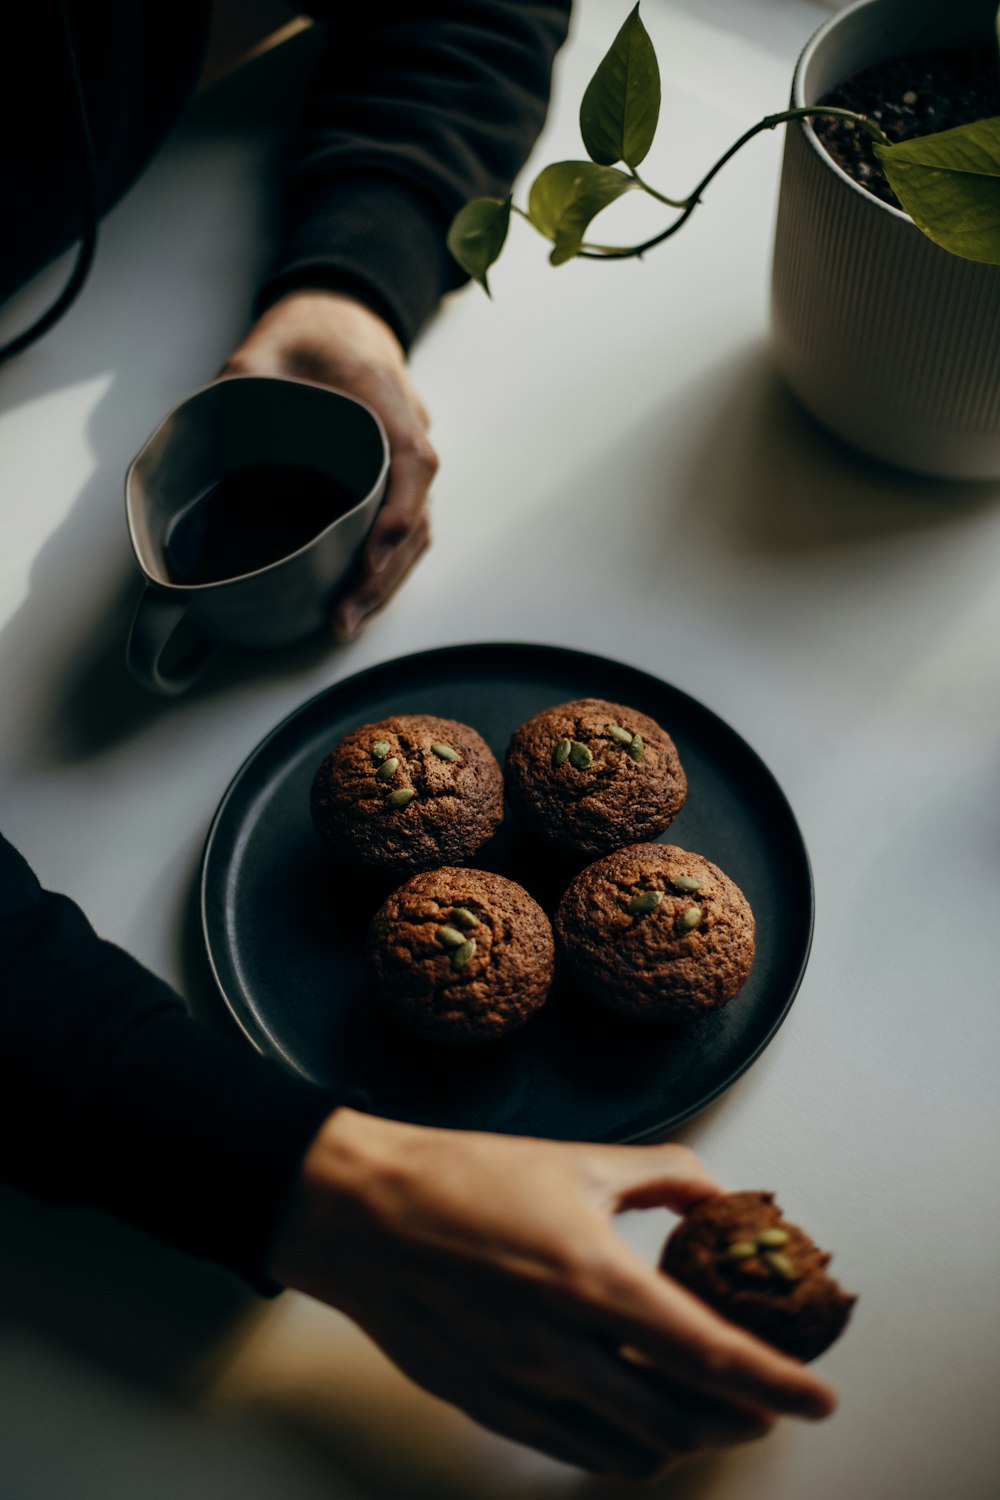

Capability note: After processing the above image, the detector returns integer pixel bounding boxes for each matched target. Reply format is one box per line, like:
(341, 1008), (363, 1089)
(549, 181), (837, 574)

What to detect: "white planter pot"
(771, 0), (1000, 479)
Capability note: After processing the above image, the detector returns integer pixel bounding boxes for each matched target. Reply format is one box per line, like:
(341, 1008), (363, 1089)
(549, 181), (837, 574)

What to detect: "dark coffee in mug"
(162, 463), (358, 585)
(127, 375), (388, 694)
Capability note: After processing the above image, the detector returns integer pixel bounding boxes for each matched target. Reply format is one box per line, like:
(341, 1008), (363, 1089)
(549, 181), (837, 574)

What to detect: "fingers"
(557, 1147), (835, 1420)
(592, 1349), (776, 1454)
(476, 1391), (670, 1479)
(583, 1253), (836, 1421)
(332, 405), (437, 640)
(333, 512), (430, 641)
(219, 291), (438, 643)
(360, 430), (437, 577)
(479, 1371), (767, 1480)
(583, 1141), (724, 1214)
(507, 1330), (774, 1469)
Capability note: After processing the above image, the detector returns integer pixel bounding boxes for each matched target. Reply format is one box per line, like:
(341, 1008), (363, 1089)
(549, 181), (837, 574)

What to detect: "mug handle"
(126, 585), (221, 696)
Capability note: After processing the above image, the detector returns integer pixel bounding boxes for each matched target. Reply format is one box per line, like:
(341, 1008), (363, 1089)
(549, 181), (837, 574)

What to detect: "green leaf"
(579, 3), (660, 168)
(874, 117), (1000, 264)
(446, 196), (511, 292)
(527, 160), (638, 264)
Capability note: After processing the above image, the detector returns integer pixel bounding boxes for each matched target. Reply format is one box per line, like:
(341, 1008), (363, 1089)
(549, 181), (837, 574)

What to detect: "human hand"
(222, 292), (436, 640)
(269, 1110), (836, 1478)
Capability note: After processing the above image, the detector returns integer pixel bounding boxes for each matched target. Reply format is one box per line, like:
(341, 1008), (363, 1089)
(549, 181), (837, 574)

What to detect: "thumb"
(584, 1142), (723, 1216)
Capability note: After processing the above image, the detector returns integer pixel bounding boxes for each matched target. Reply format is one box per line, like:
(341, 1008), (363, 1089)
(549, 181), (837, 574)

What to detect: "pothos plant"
(447, 3), (1000, 290)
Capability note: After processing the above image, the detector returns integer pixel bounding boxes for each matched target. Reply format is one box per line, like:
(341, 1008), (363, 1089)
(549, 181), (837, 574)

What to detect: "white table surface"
(2, 2), (999, 1497)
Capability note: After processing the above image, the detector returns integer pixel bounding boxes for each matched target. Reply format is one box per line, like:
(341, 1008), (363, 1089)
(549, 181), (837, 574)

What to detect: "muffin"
(311, 715), (504, 876)
(555, 843), (754, 1023)
(661, 1191), (856, 1361)
(366, 867), (554, 1045)
(505, 698), (686, 854)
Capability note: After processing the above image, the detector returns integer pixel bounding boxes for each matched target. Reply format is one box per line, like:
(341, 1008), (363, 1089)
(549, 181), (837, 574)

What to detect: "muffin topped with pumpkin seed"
(366, 867), (554, 1045)
(504, 698), (686, 854)
(310, 715), (503, 876)
(554, 843), (754, 1023)
(661, 1191), (857, 1362)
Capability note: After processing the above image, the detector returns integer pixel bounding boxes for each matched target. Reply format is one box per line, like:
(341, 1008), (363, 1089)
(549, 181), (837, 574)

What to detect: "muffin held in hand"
(661, 1191), (857, 1362)
(311, 715), (504, 876)
(555, 843), (754, 1023)
(505, 698), (686, 855)
(366, 867), (554, 1045)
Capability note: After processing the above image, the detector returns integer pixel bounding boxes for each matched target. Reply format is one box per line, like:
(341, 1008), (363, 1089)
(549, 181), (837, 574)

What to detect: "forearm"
(261, 0), (573, 346)
(0, 831), (337, 1286)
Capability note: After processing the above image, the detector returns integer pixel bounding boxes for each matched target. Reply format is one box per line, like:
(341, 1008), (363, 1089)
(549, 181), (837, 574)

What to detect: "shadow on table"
(0, 1184), (255, 1394)
(26, 567), (342, 767)
(0, 26), (338, 772)
(206, 1325), (785, 1500)
(242, 1413), (753, 1500)
(689, 342), (1000, 556)
(572, 1438), (780, 1500)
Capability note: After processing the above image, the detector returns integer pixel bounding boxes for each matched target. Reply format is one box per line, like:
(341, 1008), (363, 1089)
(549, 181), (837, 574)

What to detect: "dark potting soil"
(813, 46), (1000, 208)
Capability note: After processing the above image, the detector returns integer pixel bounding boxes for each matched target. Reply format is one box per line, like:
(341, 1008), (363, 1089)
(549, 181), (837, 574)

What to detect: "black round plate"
(201, 643), (813, 1142)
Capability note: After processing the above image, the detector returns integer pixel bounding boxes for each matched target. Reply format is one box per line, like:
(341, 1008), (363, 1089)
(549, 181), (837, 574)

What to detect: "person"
(0, 0), (836, 1478)
(2, 0), (572, 638)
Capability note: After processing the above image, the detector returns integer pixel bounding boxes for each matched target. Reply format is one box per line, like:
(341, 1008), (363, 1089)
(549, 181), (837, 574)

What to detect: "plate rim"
(199, 640), (815, 1138)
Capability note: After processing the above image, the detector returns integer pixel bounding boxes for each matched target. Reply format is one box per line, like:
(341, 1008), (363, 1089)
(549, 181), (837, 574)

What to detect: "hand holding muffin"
(269, 1112), (837, 1478)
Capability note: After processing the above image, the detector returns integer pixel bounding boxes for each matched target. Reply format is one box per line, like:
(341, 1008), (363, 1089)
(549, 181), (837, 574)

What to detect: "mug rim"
(125, 372), (390, 593)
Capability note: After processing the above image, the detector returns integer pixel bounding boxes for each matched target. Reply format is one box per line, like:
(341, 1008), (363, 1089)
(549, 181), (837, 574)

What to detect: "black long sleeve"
(2, 2), (570, 353)
(261, 1), (572, 347)
(0, 2), (570, 1273)
(0, 831), (338, 1287)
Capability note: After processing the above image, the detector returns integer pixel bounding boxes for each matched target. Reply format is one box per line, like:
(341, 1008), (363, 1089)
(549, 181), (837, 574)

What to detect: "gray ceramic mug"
(125, 374), (389, 694)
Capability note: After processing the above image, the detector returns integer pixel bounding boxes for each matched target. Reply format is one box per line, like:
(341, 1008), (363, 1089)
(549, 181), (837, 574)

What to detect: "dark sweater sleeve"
(0, 831), (339, 1288)
(259, 0), (572, 348)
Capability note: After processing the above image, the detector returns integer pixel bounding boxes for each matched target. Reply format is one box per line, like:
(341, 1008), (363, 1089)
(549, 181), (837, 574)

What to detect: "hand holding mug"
(223, 292), (436, 642)
(125, 371), (389, 695)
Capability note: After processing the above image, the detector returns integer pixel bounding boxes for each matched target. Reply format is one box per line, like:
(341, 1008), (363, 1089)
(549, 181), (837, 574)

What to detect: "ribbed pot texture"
(771, 0), (1000, 479)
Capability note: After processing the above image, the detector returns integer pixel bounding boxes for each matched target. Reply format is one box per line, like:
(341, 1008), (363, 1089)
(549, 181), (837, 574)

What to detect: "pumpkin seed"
(626, 734), (644, 763)
(386, 787), (416, 810)
(449, 906), (478, 930)
(372, 740), (391, 760)
(436, 926), (466, 948)
(607, 724), (634, 744)
(451, 938), (476, 971)
(723, 1241), (758, 1261)
(681, 906), (702, 929)
(552, 738), (571, 768)
(430, 742), (460, 762)
(375, 757), (399, 781)
(569, 740), (593, 770)
(628, 890), (664, 915)
(763, 1250), (798, 1282)
(672, 875), (703, 893)
(756, 1228), (791, 1248)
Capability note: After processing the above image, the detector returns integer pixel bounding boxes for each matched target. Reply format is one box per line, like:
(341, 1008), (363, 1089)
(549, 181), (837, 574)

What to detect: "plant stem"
(627, 167), (688, 209)
(578, 107), (889, 260)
